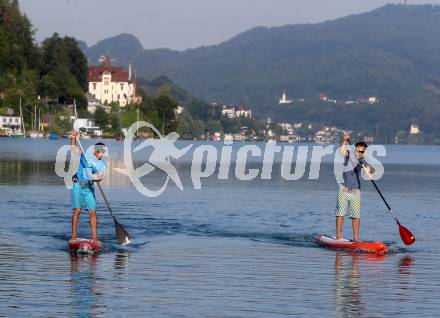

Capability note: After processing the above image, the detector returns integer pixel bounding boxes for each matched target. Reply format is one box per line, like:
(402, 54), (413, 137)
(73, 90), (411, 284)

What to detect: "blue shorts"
(71, 182), (96, 211)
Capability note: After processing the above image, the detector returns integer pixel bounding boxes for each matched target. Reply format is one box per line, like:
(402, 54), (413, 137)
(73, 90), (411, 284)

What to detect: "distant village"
(278, 90), (380, 106)
(0, 58), (423, 144)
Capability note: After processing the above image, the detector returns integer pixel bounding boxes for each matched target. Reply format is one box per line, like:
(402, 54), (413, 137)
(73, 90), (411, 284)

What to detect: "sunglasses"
(356, 150), (365, 154)
(94, 148), (106, 154)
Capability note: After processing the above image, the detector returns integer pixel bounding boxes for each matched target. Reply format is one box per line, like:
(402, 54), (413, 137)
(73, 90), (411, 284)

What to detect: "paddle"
(74, 130), (131, 245)
(345, 140), (415, 245)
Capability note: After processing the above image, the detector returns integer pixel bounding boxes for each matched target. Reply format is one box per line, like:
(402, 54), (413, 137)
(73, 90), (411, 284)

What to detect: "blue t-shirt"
(342, 153), (362, 189)
(76, 152), (107, 183)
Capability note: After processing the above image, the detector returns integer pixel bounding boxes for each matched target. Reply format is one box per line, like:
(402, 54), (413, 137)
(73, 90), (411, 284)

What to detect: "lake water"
(0, 138), (439, 317)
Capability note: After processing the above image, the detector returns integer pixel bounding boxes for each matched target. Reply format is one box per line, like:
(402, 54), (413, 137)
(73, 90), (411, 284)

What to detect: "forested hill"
(0, 0), (88, 116)
(83, 4), (440, 140)
(83, 4), (440, 104)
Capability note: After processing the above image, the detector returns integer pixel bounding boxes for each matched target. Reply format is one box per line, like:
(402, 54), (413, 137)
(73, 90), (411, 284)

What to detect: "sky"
(20, 0), (440, 50)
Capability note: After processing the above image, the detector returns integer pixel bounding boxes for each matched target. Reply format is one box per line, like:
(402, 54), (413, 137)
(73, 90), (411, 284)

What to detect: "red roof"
(88, 58), (130, 82)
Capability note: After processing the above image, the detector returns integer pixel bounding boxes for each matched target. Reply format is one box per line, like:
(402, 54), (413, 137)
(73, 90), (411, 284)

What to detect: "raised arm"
(70, 130), (81, 156)
(339, 132), (350, 157)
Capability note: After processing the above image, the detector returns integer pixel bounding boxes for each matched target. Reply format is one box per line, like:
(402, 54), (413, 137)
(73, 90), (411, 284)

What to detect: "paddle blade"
(115, 219), (131, 245)
(399, 224), (415, 246)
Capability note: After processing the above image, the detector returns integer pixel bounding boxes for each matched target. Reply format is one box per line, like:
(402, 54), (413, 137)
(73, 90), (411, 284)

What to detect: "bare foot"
(353, 238), (363, 242)
(336, 236), (342, 240)
(70, 237), (77, 242)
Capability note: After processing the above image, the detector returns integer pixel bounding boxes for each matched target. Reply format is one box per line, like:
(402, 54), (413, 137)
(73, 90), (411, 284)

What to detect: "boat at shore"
(11, 131), (25, 138)
(11, 98), (26, 138)
(48, 132), (58, 140)
(29, 106), (44, 138)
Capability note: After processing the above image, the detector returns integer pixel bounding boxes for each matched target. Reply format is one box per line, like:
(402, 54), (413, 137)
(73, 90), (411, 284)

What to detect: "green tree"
(205, 120), (223, 133)
(154, 90), (177, 134)
(176, 112), (206, 139)
(94, 107), (109, 128)
(39, 33), (87, 106)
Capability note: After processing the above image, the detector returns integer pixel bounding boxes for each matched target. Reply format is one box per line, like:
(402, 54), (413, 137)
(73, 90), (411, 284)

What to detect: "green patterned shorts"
(336, 184), (361, 219)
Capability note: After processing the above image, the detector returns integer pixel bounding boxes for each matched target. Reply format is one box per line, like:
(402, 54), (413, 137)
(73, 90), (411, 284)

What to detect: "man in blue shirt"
(70, 130), (107, 242)
(336, 133), (371, 242)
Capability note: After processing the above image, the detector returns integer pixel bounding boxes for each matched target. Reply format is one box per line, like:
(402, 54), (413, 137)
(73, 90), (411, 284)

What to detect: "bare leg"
(89, 210), (98, 241)
(352, 218), (361, 242)
(336, 216), (344, 240)
(71, 208), (81, 241)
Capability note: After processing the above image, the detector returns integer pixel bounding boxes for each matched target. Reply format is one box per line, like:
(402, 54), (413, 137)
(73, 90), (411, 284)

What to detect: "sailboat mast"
(74, 99), (78, 118)
(136, 106), (139, 135)
(20, 98), (26, 137)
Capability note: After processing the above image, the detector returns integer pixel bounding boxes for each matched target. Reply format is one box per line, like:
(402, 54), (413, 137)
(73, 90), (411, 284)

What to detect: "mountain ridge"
(81, 4), (440, 140)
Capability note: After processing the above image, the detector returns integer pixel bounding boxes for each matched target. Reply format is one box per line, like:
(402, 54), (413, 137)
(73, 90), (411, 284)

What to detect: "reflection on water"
(69, 252), (129, 317)
(1, 140), (439, 317)
(69, 255), (100, 315)
(2, 159), (440, 193)
(398, 255), (414, 276)
(114, 252), (130, 272)
(335, 252), (362, 317)
(334, 252), (416, 317)
(397, 255), (414, 297)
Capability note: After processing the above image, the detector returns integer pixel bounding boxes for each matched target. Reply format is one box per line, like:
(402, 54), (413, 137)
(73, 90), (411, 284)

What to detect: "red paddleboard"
(68, 238), (102, 255)
(317, 235), (388, 253)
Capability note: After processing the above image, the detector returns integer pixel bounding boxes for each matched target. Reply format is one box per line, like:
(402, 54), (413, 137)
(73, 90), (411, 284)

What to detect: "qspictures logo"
(55, 121), (386, 198)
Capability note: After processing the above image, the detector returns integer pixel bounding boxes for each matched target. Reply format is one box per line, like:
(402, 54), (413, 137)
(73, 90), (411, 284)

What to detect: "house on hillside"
(367, 96), (379, 104)
(319, 93), (328, 102)
(86, 93), (111, 114)
(222, 106), (252, 119)
(175, 105), (184, 115)
(0, 116), (21, 134)
(410, 124), (421, 135)
(39, 114), (55, 131)
(87, 56), (143, 107)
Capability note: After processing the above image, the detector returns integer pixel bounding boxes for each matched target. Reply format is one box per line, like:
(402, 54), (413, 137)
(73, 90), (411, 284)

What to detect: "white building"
(222, 106), (252, 119)
(88, 56), (142, 107)
(314, 126), (341, 144)
(235, 106), (252, 118)
(86, 93), (111, 114)
(222, 106), (235, 119)
(368, 96), (378, 104)
(70, 117), (95, 128)
(279, 91), (293, 104)
(410, 124), (421, 135)
(278, 123), (292, 130)
(175, 105), (184, 115)
(0, 116), (21, 132)
(70, 117), (102, 137)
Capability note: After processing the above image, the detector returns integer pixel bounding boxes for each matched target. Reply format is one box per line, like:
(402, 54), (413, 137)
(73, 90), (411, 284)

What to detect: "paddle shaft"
(345, 140), (400, 224)
(95, 181), (117, 221)
(360, 163), (400, 225)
